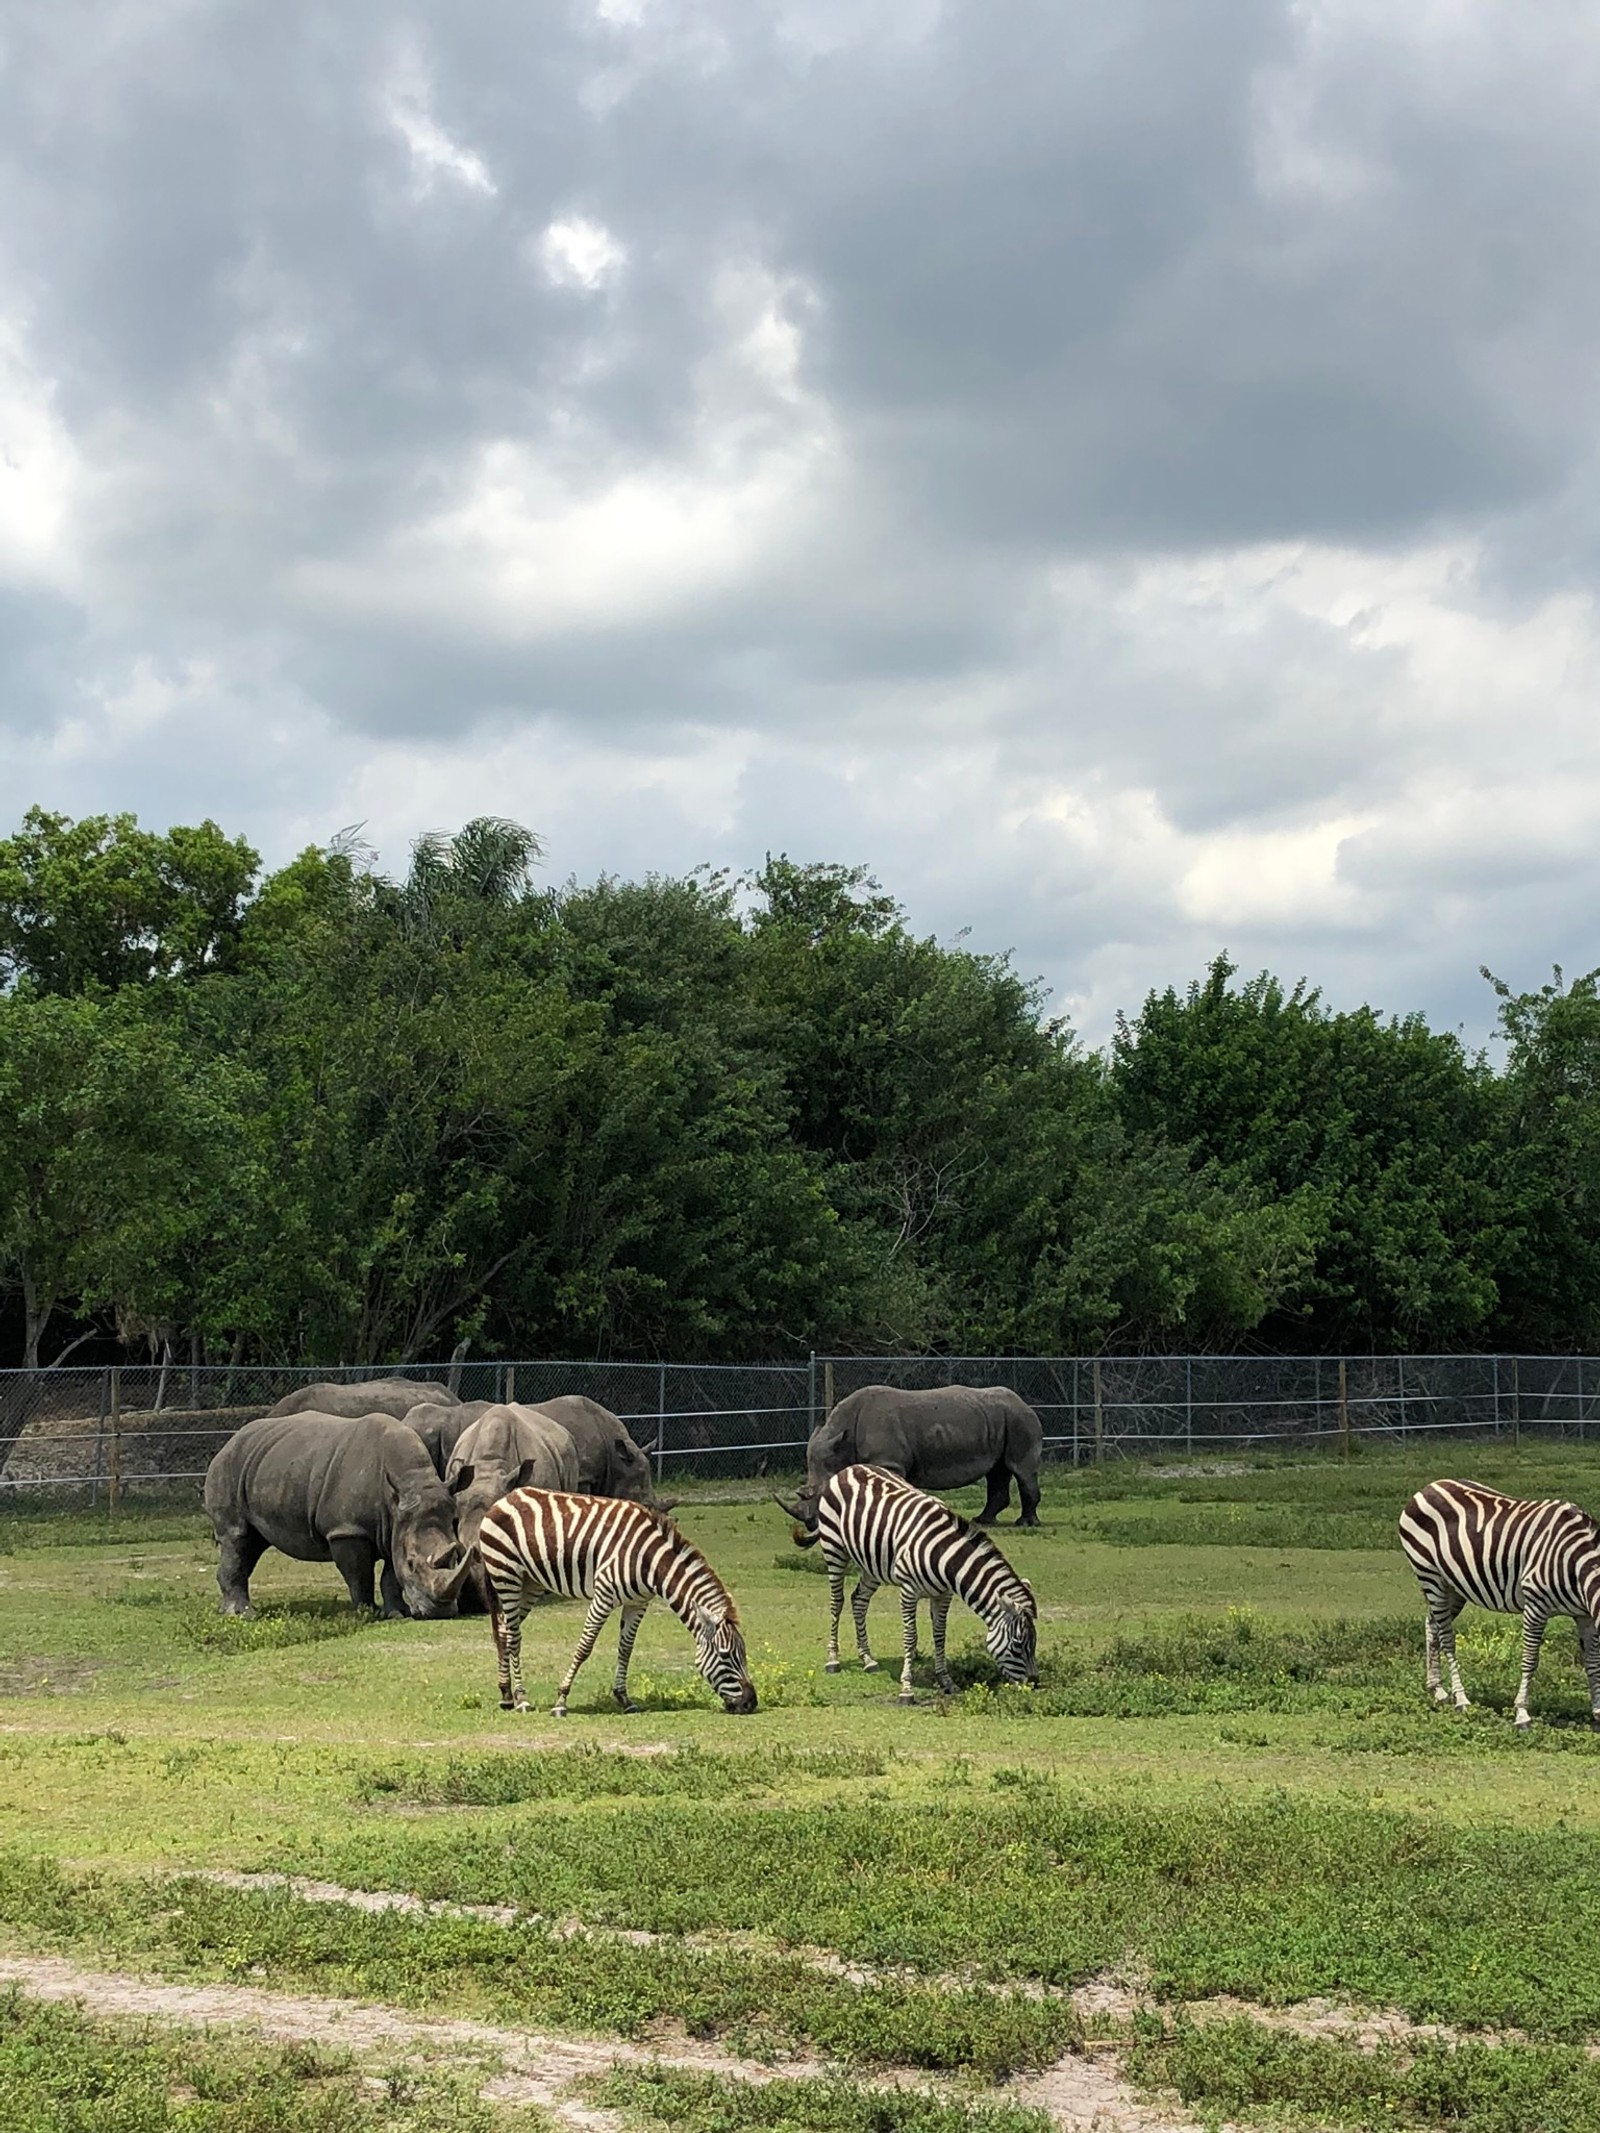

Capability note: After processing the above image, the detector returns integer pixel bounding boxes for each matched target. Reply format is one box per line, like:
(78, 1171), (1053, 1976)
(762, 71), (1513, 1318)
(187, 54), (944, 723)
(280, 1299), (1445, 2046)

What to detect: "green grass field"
(7, 1438), (1600, 2129)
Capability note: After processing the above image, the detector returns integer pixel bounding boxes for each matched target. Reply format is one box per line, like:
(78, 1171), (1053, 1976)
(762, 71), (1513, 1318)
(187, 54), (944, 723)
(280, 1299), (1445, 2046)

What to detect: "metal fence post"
(1492, 1354), (1502, 1438)
(108, 1367), (122, 1513)
(1397, 1355), (1407, 1444)
(656, 1363), (667, 1483)
(808, 1351), (817, 1438)
(90, 1368), (110, 1509)
(824, 1359), (835, 1415)
(1071, 1358), (1081, 1468)
(1512, 1355), (1521, 1453)
(1092, 1356), (1104, 1464)
(1339, 1357), (1350, 1460)
(506, 1362), (516, 1404)
(1185, 1356), (1193, 1457)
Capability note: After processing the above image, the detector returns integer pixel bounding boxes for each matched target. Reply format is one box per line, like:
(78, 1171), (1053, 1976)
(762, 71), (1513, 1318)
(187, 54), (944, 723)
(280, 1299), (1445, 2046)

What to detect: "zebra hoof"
(861, 1658), (880, 1674)
(897, 1691), (917, 1705)
(1515, 1714), (1532, 1731)
(825, 1660), (841, 1674)
(1432, 1686), (1451, 1704)
(613, 1693), (642, 1714)
(550, 1703), (568, 1718)
(499, 1694), (516, 1711)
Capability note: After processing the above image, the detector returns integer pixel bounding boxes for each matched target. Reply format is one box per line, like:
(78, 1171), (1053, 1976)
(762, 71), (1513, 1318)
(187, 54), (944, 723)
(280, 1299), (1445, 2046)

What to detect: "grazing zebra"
(475, 1488), (757, 1716)
(1398, 1478), (1600, 1729)
(787, 1463), (1037, 1701)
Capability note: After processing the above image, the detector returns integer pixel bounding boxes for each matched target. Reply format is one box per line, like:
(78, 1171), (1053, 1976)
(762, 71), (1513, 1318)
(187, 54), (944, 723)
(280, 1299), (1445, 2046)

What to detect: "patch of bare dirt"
(0, 1657), (106, 1696)
(0, 1946), (1221, 2133)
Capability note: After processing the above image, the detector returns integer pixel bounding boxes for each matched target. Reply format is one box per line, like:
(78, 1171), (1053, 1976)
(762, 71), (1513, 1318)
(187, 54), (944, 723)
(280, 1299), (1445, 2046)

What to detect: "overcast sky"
(3, 0), (1599, 1045)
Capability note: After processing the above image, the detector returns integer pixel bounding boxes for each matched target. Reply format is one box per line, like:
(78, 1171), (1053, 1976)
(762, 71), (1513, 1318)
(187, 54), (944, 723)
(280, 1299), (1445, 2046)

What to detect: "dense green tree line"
(1, 805), (1595, 1366)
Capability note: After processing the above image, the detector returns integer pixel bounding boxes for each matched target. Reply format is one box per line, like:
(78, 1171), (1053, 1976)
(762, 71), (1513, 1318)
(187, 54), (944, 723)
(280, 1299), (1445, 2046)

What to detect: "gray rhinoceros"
(267, 1377), (457, 1421)
(533, 1395), (667, 1505)
(445, 1403), (582, 1551)
(784, 1385), (1043, 1527)
(405, 1400), (492, 1479)
(204, 1412), (473, 1618)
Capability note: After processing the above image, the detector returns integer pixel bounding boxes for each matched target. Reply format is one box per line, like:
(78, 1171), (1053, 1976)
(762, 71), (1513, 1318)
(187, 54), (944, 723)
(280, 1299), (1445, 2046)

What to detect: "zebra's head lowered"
(692, 1602), (758, 1714)
(985, 1579), (1039, 1686)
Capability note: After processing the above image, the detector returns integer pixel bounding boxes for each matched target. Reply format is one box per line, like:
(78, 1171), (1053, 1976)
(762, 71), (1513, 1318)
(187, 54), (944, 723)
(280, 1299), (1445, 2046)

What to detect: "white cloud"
(385, 44), (497, 197)
(537, 216), (626, 291)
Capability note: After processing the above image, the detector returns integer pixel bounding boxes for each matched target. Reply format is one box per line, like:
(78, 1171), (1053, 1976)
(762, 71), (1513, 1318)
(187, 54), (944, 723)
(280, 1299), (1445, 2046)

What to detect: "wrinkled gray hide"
(405, 1400), (492, 1479)
(204, 1413), (471, 1618)
(800, 1385), (1043, 1526)
(536, 1395), (660, 1503)
(267, 1377), (458, 1421)
(445, 1404), (582, 1551)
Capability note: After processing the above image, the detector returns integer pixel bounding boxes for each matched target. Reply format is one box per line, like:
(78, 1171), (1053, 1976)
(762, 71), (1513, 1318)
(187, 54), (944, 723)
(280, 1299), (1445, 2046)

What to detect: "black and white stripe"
(1398, 1477), (1600, 1728)
(477, 1489), (757, 1716)
(799, 1463), (1038, 1701)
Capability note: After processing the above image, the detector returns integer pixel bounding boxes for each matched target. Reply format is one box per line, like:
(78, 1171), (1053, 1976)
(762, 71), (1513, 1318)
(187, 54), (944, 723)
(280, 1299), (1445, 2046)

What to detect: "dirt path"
(0, 1948), (1209, 2133)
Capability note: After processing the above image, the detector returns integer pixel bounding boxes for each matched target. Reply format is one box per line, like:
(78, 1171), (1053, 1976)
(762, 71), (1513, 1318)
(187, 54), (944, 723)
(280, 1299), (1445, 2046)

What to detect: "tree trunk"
(20, 1265), (51, 1373)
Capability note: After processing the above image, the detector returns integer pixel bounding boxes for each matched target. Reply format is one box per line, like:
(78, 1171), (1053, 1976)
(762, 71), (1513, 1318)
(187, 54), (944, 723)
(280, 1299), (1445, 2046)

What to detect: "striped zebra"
(787, 1463), (1037, 1702)
(1398, 1478), (1600, 1729)
(476, 1488), (757, 1716)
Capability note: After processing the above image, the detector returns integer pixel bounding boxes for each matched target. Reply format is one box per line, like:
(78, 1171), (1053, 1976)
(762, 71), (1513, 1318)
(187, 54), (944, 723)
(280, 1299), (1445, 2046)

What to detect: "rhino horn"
(772, 1493), (808, 1522)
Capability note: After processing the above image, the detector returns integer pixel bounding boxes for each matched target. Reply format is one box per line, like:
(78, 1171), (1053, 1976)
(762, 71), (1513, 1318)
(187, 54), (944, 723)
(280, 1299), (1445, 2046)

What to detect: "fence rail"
(2, 1352), (1598, 1507)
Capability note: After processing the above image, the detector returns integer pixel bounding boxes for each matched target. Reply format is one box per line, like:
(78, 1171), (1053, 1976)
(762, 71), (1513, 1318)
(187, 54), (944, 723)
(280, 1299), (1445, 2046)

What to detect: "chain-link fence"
(2, 1352), (1598, 1508)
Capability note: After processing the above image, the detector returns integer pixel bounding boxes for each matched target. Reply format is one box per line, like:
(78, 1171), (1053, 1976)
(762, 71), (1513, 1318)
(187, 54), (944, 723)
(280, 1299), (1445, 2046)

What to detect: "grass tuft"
(357, 1742), (889, 1807)
(589, 2065), (1054, 2133)
(1129, 2013), (1600, 2133)
(0, 1985), (527, 2131)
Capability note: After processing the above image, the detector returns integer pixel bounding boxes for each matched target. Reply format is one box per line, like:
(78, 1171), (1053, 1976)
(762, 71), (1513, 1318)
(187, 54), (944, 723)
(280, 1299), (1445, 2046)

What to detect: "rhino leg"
(378, 1558), (408, 1618)
(1015, 1470), (1041, 1527)
(978, 1458), (1012, 1523)
(329, 1535), (378, 1612)
(216, 1526), (267, 1616)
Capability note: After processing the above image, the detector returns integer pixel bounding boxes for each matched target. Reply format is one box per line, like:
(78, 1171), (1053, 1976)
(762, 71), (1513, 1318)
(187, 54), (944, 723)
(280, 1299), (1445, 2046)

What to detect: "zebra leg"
(826, 1561), (846, 1673)
(485, 1578), (511, 1710)
(898, 1590), (920, 1702)
(1515, 1605), (1550, 1730)
(1578, 1616), (1600, 1724)
(1424, 1613), (1443, 1701)
(852, 1576), (881, 1671)
(612, 1603), (649, 1712)
(1427, 1597), (1468, 1709)
(931, 1594), (955, 1694)
(554, 1593), (613, 1717)
(490, 1576), (529, 1712)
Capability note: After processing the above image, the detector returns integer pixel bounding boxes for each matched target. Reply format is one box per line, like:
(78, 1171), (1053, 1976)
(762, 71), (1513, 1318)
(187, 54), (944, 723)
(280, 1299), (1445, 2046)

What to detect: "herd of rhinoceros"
(202, 1375), (1045, 1628)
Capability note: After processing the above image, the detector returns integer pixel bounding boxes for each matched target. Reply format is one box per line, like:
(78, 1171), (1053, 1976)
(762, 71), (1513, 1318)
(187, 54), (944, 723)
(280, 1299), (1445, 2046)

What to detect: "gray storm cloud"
(1, 0), (1598, 1039)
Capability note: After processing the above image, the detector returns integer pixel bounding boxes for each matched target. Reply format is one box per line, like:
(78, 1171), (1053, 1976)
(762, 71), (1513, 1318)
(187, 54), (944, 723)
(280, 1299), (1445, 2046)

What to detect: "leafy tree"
(1113, 956), (1503, 1349)
(1483, 965), (1600, 1347)
(0, 808), (259, 993)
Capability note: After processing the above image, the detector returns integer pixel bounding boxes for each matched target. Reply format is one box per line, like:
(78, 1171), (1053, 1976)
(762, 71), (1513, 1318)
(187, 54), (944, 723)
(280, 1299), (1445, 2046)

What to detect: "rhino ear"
(633, 1432), (657, 1457)
(513, 1457), (542, 1490)
(447, 1463), (475, 1495)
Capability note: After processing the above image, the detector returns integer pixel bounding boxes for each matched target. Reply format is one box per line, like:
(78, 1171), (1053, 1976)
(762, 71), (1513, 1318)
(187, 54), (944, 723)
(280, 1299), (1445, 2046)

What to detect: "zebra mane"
(639, 1502), (740, 1624)
(956, 1515), (1033, 1607)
